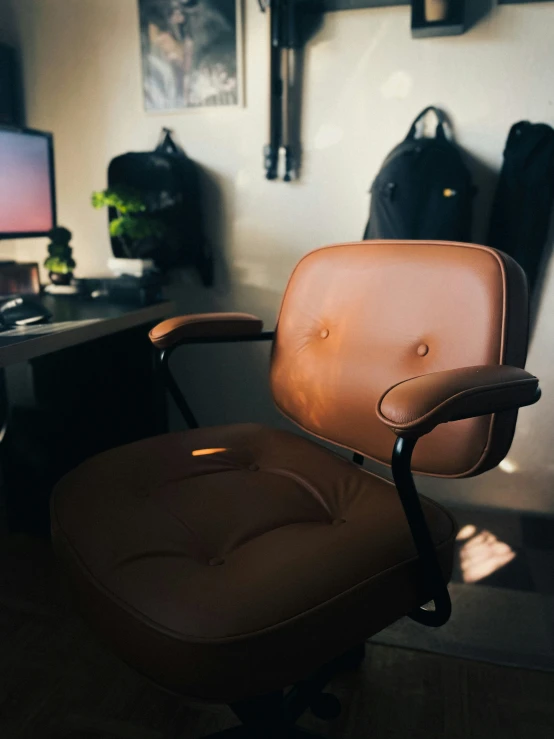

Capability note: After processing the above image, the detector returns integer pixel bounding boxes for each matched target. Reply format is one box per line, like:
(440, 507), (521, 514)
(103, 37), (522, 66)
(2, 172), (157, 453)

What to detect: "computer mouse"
(0, 297), (52, 328)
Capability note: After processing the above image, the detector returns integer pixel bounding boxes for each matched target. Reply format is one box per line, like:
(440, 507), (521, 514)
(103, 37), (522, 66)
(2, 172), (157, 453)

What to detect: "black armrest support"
(391, 436), (452, 627)
(153, 314), (274, 428)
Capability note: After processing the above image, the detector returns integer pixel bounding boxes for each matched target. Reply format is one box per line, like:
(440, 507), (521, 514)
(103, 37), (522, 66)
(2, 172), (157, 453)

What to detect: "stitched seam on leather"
(159, 464), (245, 486)
(165, 320), (261, 334)
(129, 494), (214, 564)
(151, 327), (263, 347)
(272, 399), (397, 474)
(226, 520), (334, 557)
(113, 550), (201, 568)
(262, 467), (334, 517)
(145, 466), (258, 561)
(116, 464), (370, 563)
(457, 248), (509, 475)
(151, 313), (260, 336)
(274, 394), (496, 479)
(55, 530), (455, 644)
(272, 241), (510, 478)
(376, 377), (536, 429)
(51, 496), (456, 645)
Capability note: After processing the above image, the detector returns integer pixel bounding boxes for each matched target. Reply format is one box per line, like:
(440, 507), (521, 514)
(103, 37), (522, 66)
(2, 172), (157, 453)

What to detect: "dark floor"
(375, 504), (554, 670)
(1, 534), (554, 739)
(449, 505), (554, 593)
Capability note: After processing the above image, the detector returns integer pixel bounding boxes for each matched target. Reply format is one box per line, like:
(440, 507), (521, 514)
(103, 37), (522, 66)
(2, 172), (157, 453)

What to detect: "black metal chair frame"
(158, 332), (451, 738)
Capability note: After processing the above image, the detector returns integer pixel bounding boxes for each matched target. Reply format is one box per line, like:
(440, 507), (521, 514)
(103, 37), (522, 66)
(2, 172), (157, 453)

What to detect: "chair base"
(202, 644), (366, 739)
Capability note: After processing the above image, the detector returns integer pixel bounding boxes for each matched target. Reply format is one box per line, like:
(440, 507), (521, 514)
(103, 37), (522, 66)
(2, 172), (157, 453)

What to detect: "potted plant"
(91, 186), (166, 261)
(44, 227), (76, 285)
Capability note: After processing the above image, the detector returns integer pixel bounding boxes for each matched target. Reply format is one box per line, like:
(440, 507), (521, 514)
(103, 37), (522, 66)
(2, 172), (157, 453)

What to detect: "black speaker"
(0, 44), (23, 126)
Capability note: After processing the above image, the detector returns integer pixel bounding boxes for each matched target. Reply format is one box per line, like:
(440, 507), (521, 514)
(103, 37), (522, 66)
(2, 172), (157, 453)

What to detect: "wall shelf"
(321, 0), (549, 9)
(317, 0), (551, 39)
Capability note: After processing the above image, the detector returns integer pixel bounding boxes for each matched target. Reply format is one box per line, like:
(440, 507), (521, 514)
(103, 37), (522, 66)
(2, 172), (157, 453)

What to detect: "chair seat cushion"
(51, 423), (456, 702)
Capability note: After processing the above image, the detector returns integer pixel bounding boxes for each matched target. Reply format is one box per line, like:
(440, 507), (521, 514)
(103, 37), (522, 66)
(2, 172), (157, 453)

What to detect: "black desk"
(0, 295), (172, 367)
(0, 296), (174, 534)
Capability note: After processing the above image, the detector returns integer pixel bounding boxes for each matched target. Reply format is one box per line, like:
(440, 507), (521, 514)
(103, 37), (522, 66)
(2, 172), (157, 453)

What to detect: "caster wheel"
(310, 693), (341, 720)
(340, 643), (366, 671)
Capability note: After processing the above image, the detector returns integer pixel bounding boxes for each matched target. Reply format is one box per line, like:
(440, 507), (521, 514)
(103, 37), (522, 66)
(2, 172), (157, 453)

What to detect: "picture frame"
(138, 0), (244, 112)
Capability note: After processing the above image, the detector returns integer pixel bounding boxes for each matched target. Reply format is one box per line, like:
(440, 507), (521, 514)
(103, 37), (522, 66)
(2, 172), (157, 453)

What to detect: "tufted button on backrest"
(270, 241), (529, 478)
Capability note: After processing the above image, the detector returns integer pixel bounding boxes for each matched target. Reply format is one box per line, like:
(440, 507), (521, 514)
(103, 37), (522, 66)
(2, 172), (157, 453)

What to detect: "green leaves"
(109, 215), (166, 241)
(45, 225), (75, 274)
(44, 255), (76, 274)
(91, 186), (147, 214)
(92, 186), (167, 260)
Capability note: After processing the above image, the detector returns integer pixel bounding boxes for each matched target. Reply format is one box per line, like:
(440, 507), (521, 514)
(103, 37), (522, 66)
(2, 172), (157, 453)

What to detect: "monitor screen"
(0, 127), (56, 238)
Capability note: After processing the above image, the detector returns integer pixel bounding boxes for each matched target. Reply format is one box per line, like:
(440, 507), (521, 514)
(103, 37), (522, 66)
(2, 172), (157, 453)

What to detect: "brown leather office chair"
(51, 241), (540, 738)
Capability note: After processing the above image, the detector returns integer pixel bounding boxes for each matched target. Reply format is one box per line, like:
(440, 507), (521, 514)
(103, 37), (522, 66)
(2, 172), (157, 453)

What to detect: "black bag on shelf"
(107, 129), (213, 285)
(488, 121), (554, 292)
(363, 106), (474, 242)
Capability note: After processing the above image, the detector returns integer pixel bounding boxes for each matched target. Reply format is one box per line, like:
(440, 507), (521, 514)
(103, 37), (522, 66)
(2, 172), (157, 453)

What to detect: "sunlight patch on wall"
(499, 458), (518, 474)
(314, 123), (344, 150)
(380, 70), (413, 100)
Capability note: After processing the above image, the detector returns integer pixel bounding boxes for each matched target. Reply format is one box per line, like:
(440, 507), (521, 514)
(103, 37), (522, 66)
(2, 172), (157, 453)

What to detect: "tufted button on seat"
(52, 422), (455, 703)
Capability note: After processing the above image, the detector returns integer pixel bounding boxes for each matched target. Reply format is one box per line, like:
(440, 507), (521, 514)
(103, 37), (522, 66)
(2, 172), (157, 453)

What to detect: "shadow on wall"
(0, 2), (16, 44)
(463, 145), (554, 341)
(463, 148), (498, 246)
(430, 110), (498, 247)
(197, 163), (232, 290)
(529, 210), (554, 338)
(287, 5), (325, 177)
(464, 146), (554, 341)
(465, 0), (495, 33)
(0, 4), (26, 125)
(162, 277), (287, 434)
(462, 146), (554, 339)
(163, 165), (288, 435)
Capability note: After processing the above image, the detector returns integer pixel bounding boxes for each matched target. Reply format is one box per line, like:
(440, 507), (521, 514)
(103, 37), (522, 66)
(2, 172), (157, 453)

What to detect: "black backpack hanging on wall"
(108, 129), (213, 285)
(488, 121), (554, 293)
(363, 107), (474, 242)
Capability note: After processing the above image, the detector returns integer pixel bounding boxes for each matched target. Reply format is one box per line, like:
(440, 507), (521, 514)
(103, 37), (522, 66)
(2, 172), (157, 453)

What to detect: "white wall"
(3, 0), (554, 512)
(0, 0), (19, 261)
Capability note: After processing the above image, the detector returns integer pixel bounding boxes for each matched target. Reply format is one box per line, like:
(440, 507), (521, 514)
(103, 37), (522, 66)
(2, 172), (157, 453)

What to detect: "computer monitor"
(0, 126), (57, 239)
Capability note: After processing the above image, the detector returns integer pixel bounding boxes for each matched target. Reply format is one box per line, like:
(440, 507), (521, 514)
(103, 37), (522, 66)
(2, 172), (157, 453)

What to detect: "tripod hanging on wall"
(258, 0), (322, 182)
(258, 0), (537, 182)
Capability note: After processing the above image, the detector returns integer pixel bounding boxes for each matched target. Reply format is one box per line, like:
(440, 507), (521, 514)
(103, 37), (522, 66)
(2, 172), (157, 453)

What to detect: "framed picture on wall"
(138, 0), (243, 111)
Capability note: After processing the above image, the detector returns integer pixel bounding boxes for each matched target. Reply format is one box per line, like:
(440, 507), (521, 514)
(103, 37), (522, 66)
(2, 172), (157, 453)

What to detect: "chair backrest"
(270, 241), (529, 478)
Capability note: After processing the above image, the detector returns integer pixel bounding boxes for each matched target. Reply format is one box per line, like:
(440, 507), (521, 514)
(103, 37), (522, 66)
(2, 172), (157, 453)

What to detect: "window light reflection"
(192, 448), (227, 457)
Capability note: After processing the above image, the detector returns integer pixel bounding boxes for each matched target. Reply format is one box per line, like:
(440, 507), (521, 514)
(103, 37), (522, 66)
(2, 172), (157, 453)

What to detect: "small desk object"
(0, 295), (174, 534)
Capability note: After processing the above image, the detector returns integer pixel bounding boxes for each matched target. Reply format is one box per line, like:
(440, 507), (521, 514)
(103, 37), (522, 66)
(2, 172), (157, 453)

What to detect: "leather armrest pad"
(377, 365), (540, 438)
(149, 312), (264, 349)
